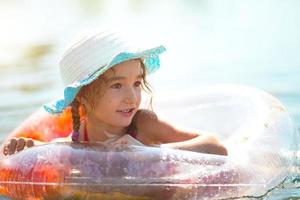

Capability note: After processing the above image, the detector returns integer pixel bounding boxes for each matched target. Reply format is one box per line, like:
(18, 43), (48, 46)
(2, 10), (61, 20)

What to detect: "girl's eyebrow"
(107, 74), (143, 82)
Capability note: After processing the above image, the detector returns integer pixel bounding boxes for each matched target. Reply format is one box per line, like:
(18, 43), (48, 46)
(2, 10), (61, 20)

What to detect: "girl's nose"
(124, 88), (138, 104)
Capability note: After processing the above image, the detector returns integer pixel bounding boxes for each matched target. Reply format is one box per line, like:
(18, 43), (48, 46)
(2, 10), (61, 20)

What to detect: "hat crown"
(59, 31), (134, 86)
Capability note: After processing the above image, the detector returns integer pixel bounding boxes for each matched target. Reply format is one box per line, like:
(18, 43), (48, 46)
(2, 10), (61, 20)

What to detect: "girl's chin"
(114, 118), (134, 127)
(108, 113), (135, 127)
(122, 120), (133, 127)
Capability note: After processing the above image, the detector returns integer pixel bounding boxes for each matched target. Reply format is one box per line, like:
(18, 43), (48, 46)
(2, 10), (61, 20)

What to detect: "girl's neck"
(82, 118), (127, 142)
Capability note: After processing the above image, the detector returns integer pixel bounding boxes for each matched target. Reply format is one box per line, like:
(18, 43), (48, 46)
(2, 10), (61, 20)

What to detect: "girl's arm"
(135, 109), (228, 156)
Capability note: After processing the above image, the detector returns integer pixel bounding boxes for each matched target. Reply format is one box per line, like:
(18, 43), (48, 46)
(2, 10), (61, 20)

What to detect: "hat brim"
(44, 45), (166, 114)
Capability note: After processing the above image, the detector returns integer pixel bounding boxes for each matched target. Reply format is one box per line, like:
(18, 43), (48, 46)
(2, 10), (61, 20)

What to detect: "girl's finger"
(3, 146), (8, 156)
(16, 138), (26, 152)
(26, 139), (34, 148)
(8, 139), (17, 155)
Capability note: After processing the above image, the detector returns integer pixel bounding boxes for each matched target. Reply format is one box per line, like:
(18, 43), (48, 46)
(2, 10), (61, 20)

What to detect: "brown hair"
(70, 59), (153, 139)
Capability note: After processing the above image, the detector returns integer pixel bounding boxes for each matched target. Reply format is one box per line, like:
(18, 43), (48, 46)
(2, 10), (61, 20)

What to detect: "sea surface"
(0, 0), (299, 199)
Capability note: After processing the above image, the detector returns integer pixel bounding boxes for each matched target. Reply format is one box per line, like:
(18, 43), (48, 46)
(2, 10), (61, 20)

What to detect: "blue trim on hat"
(43, 45), (166, 114)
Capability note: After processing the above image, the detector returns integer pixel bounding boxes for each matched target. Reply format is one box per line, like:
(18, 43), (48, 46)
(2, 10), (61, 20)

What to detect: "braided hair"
(71, 99), (81, 141)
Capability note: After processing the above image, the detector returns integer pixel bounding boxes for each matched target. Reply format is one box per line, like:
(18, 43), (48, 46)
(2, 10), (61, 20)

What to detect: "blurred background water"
(0, 0), (299, 199)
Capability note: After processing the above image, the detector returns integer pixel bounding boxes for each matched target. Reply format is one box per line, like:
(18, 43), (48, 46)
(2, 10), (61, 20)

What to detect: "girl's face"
(82, 59), (143, 129)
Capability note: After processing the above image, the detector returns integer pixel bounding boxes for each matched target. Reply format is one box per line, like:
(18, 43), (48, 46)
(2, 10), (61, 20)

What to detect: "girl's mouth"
(117, 108), (135, 116)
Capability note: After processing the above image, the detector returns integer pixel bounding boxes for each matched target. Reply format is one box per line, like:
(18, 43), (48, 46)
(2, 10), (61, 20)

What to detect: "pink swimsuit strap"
(83, 123), (89, 142)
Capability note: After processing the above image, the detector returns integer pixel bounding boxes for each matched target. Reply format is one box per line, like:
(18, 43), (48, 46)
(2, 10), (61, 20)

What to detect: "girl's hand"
(3, 138), (37, 156)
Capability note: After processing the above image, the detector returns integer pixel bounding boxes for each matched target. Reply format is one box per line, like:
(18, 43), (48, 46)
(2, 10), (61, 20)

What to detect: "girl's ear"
(76, 95), (91, 115)
(75, 96), (82, 104)
(74, 94), (83, 105)
(76, 96), (86, 107)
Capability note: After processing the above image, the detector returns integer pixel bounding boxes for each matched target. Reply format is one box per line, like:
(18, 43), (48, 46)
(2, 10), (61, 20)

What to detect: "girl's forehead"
(103, 59), (143, 77)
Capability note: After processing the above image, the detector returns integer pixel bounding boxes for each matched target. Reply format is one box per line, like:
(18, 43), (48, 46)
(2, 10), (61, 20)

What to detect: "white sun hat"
(44, 30), (166, 114)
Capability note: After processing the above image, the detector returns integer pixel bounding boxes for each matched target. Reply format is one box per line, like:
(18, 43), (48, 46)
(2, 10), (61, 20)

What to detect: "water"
(0, 0), (299, 199)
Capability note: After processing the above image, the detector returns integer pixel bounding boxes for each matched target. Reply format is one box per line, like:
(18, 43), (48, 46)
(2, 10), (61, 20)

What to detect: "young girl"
(3, 30), (227, 156)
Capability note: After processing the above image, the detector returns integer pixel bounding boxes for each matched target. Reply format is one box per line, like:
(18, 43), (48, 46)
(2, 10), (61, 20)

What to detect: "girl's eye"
(134, 81), (142, 87)
(111, 83), (122, 89)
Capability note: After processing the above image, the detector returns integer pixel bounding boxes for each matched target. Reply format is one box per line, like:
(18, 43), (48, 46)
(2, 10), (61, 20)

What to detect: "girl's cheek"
(112, 90), (126, 101)
(135, 86), (142, 93)
(135, 88), (142, 97)
(136, 92), (142, 105)
(107, 88), (121, 96)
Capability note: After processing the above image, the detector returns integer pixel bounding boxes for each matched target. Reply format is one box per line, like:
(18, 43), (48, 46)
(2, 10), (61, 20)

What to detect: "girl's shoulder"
(133, 109), (159, 131)
(132, 109), (159, 145)
(134, 109), (158, 122)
